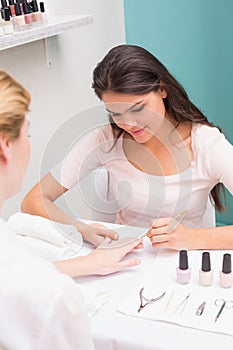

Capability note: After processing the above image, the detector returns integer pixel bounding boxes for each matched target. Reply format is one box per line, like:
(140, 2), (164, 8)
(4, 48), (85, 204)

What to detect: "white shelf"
(0, 15), (93, 51)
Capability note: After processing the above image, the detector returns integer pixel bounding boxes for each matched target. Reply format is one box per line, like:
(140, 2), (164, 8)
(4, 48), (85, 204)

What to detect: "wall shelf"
(0, 15), (93, 51)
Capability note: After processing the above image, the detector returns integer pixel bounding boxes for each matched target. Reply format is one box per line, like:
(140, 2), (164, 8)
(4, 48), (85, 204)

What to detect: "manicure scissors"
(214, 298), (233, 323)
(137, 287), (166, 313)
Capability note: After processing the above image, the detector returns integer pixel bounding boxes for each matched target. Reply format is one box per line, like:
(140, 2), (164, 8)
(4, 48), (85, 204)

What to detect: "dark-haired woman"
(22, 44), (233, 251)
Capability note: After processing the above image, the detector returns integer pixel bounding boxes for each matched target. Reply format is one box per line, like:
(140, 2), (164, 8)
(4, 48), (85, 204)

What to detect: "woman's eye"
(111, 112), (122, 118)
(132, 105), (144, 113)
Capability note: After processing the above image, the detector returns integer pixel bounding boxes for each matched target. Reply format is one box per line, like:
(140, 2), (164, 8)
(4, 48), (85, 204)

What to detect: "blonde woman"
(0, 71), (141, 350)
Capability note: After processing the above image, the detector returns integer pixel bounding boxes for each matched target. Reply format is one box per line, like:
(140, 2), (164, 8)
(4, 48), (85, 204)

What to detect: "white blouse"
(0, 219), (94, 350)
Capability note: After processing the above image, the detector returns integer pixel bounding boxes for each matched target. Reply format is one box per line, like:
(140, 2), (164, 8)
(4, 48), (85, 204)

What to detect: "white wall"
(0, 0), (126, 219)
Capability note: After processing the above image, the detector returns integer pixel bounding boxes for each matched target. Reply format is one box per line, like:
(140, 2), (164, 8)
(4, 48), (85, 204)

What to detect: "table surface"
(75, 222), (233, 350)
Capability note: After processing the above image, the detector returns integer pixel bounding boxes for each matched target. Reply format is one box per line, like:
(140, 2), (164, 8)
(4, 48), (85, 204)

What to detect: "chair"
(201, 196), (216, 227)
(90, 168), (118, 223)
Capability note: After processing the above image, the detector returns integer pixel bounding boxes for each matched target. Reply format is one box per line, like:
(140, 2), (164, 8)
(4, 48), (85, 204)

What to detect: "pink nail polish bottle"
(13, 2), (26, 31)
(8, 0), (16, 17)
(176, 250), (191, 284)
(199, 252), (213, 286)
(31, 0), (42, 24)
(220, 253), (233, 288)
(22, 0), (33, 26)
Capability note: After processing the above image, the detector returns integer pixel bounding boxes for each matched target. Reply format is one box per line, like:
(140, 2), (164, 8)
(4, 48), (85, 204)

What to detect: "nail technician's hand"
(87, 238), (142, 275)
(77, 222), (119, 247)
(147, 217), (194, 250)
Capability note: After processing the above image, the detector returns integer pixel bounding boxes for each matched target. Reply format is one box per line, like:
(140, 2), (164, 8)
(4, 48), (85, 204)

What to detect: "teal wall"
(124, 0), (233, 225)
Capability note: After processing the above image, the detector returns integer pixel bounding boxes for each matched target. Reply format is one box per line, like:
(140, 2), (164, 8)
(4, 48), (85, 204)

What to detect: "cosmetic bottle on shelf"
(2, 8), (14, 34)
(22, 0), (33, 26)
(13, 2), (26, 31)
(8, 0), (15, 16)
(15, 0), (23, 14)
(30, 0), (42, 24)
(39, 1), (47, 24)
(0, 0), (8, 9)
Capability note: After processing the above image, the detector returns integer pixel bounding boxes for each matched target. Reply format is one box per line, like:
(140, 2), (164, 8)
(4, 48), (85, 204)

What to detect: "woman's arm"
(21, 173), (119, 246)
(147, 127), (233, 251)
(22, 172), (70, 221)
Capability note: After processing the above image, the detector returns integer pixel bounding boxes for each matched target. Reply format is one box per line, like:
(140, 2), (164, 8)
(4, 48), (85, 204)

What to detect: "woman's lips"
(131, 127), (146, 136)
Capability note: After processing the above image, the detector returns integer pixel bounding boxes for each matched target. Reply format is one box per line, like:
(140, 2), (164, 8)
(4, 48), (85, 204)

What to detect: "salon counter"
(75, 222), (233, 350)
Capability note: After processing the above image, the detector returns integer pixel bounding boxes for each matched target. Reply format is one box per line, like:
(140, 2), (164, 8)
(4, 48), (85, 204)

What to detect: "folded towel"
(7, 213), (83, 261)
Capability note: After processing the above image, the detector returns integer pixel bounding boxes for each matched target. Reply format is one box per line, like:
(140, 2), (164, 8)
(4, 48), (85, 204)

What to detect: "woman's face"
(102, 90), (167, 144)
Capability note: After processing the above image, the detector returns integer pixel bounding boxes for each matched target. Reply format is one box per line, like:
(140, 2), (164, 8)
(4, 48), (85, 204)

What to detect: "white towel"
(7, 213), (83, 261)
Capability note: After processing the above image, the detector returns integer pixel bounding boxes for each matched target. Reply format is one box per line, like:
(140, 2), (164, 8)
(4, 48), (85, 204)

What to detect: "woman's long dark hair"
(92, 44), (224, 212)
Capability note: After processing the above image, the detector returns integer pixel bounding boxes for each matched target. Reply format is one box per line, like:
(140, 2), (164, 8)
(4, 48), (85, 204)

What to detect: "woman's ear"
(0, 136), (11, 164)
(159, 81), (167, 98)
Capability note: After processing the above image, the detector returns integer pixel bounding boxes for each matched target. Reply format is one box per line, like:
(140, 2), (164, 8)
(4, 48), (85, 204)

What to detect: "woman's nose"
(121, 113), (138, 126)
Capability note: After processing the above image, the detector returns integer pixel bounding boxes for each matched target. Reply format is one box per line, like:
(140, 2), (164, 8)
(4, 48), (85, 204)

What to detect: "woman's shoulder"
(97, 123), (115, 140)
(192, 123), (224, 144)
(69, 124), (114, 152)
(191, 123), (231, 162)
(79, 123), (114, 142)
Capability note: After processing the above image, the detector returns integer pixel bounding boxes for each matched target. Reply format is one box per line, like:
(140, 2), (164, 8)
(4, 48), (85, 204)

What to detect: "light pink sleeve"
(50, 128), (101, 189)
(50, 126), (112, 189)
(201, 125), (233, 194)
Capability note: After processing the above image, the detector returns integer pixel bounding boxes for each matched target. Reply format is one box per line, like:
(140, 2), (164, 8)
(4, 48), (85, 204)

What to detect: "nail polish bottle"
(199, 252), (213, 286)
(13, 3), (26, 30)
(2, 8), (14, 34)
(8, 0), (15, 16)
(30, 0), (42, 24)
(176, 250), (191, 284)
(0, 0), (10, 19)
(220, 253), (233, 288)
(22, 0), (33, 26)
(0, 0), (8, 9)
(39, 1), (47, 25)
(16, 0), (23, 15)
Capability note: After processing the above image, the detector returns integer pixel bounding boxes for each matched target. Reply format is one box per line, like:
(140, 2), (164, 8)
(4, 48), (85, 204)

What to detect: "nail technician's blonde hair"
(0, 70), (30, 141)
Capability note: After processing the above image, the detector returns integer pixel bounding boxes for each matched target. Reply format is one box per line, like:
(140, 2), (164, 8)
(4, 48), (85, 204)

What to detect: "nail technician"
(22, 44), (233, 251)
(0, 70), (142, 350)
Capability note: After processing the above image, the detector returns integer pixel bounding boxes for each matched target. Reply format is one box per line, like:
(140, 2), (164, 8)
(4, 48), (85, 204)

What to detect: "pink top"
(51, 124), (233, 228)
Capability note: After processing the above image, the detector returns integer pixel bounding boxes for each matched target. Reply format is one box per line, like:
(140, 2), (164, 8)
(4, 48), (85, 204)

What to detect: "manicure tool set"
(135, 250), (233, 327)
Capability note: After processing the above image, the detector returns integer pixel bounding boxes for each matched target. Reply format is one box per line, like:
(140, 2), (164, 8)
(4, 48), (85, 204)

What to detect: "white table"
(75, 223), (233, 350)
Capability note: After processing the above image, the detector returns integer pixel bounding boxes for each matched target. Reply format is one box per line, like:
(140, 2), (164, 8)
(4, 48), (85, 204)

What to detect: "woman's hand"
(147, 217), (194, 250)
(76, 222), (119, 247)
(54, 236), (143, 277)
(86, 237), (142, 275)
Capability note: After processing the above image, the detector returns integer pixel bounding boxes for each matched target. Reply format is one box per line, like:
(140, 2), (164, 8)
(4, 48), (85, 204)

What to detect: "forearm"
(21, 193), (88, 235)
(54, 256), (96, 278)
(190, 225), (233, 250)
